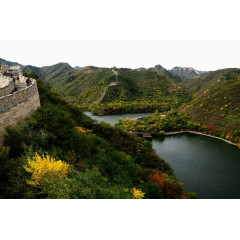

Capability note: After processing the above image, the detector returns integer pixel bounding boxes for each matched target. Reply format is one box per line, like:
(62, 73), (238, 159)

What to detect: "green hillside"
(0, 75), (193, 199)
(180, 68), (239, 94)
(23, 62), (73, 80)
(180, 68), (240, 135)
(116, 68), (240, 145)
(42, 67), (190, 114)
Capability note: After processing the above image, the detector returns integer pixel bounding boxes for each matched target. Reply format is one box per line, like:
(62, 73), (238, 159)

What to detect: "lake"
(150, 134), (240, 199)
(84, 112), (240, 199)
(84, 111), (153, 125)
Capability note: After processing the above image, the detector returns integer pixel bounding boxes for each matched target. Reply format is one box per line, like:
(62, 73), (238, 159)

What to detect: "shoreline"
(83, 111), (239, 148)
(163, 130), (238, 147)
(89, 109), (157, 116)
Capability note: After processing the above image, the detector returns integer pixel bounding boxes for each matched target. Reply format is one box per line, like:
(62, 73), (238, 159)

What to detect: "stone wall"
(0, 76), (14, 97)
(0, 79), (41, 142)
(0, 79), (39, 114)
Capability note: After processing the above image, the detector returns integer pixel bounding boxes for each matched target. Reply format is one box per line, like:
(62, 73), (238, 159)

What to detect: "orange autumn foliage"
(149, 170), (185, 198)
(149, 170), (165, 192)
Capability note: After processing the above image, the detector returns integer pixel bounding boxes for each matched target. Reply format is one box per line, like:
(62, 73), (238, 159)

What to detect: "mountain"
(23, 65), (42, 77)
(180, 68), (240, 134)
(0, 58), (22, 66)
(73, 66), (83, 70)
(23, 62), (73, 80)
(135, 67), (146, 71)
(40, 63), (73, 80)
(0, 58), (72, 79)
(42, 66), (190, 114)
(148, 65), (182, 82)
(170, 67), (201, 80)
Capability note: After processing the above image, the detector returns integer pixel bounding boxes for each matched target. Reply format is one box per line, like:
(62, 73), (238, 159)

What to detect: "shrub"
(132, 187), (145, 199)
(24, 153), (69, 186)
(40, 169), (134, 199)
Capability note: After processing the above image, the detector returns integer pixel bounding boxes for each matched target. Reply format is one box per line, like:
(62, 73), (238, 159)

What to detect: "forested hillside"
(0, 74), (193, 199)
(42, 67), (190, 114)
(0, 57), (190, 115)
(23, 63), (73, 81)
(180, 68), (240, 135)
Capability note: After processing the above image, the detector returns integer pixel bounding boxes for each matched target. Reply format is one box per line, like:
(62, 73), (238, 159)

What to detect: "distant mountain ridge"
(0, 58), (22, 66)
(74, 66), (83, 70)
(170, 66), (201, 80)
(22, 62), (73, 80)
(0, 57), (73, 82)
(148, 65), (182, 82)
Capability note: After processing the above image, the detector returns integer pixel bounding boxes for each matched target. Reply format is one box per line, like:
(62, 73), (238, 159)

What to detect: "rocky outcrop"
(170, 67), (200, 79)
(148, 65), (182, 82)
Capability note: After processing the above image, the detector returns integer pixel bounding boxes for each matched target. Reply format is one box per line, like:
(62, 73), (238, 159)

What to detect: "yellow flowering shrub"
(76, 126), (92, 135)
(24, 153), (69, 186)
(133, 187), (145, 199)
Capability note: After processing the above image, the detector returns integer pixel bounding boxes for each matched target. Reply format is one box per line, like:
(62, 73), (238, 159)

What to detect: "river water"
(84, 111), (153, 126)
(84, 111), (240, 199)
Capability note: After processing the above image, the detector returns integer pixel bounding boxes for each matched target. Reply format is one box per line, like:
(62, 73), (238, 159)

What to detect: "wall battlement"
(0, 78), (39, 114)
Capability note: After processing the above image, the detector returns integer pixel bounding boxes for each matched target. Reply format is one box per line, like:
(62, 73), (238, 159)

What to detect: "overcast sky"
(0, 40), (239, 71)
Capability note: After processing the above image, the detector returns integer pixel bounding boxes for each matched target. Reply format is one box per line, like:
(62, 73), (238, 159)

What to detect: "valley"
(1, 57), (240, 199)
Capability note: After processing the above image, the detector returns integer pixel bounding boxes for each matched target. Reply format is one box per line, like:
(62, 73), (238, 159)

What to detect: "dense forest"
(0, 73), (195, 199)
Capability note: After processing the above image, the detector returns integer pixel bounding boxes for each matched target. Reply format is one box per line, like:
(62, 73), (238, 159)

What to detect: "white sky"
(1, 0), (240, 71)
(0, 40), (239, 71)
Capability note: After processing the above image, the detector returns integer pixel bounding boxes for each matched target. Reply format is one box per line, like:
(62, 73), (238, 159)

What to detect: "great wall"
(0, 65), (41, 142)
(94, 68), (118, 104)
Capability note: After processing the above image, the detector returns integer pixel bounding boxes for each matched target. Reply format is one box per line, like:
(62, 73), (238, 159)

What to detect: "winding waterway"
(84, 111), (240, 199)
(84, 111), (153, 126)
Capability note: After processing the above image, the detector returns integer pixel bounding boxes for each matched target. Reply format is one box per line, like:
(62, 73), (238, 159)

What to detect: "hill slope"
(23, 62), (73, 80)
(43, 67), (190, 114)
(180, 68), (240, 135)
(0, 75), (192, 199)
